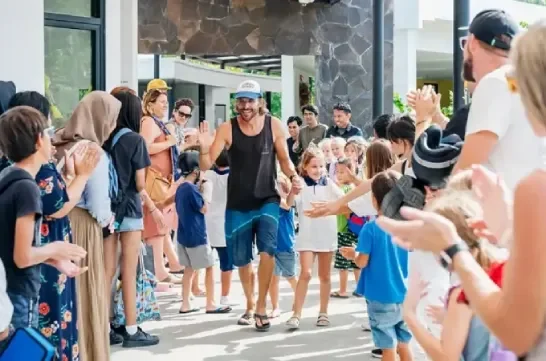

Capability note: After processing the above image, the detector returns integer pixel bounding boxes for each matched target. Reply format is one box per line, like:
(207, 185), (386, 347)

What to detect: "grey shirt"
(295, 124), (328, 153)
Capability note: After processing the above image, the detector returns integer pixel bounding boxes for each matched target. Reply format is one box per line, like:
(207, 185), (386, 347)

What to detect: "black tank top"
(226, 115), (280, 210)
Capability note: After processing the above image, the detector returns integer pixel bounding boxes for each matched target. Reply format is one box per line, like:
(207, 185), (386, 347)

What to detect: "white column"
(0, 0), (44, 92)
(117, 0), (139, 92)
(281, 55), (296, 122)
(393, 29), (418, 102)
(204, 85), (214, 122)
(105, 0), (122, 91)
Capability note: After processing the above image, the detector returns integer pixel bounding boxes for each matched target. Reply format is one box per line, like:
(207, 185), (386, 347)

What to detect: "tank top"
(227, 115), (280, 210)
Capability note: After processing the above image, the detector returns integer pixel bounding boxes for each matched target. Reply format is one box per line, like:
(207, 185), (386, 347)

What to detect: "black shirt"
(109, 130), (151, 221)
(287, 137), (300, 167)
(444, 104), (470, 141)
(0, 166), (43, 298)
(325, 123), (364, 139)
(227, 115), (280, 210)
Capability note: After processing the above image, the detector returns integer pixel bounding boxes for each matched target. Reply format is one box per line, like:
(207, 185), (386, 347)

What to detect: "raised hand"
(74, 143), (101, 177)
(198, 121), (215, 153)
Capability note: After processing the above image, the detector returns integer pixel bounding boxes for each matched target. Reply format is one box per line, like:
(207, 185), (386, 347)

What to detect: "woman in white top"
(377, 21), (546, 360)
(286, 145), (344, 330)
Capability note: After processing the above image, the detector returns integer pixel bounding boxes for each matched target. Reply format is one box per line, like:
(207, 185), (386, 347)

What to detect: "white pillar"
(0, 0), (44, 92)
(118, 0), (139, 92)
(281, 55), (296, 122)
(105, 0), (122, 91)
(393, 29), (418, 102)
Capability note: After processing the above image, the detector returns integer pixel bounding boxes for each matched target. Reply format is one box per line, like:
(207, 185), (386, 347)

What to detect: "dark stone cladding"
(138, 0), (393, 134)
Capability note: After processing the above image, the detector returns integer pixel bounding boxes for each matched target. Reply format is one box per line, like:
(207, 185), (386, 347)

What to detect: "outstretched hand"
(304, 200), (341, 218)
(198, 121), (215, 153)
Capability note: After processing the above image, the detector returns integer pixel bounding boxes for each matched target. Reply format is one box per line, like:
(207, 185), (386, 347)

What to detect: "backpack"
(108, 128), (132, 206)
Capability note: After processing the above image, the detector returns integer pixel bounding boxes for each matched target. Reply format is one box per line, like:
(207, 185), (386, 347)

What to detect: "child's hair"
(446, 169), (472, 192)
(317, 137), (332, 150)
(371, 170), (400, 208)
(345, 137), (367, 165)
(386, 114), (416, 147)
(366, 140), (396, 179)
(298, 143), (325, 176)
(0, 106), (48, 162)
(331, 136), (347, 148)
(336, 156), (354, 171)
(8, 91), (51, 119)
(426, 191), (494, 269)
(215, 149), (229, 168)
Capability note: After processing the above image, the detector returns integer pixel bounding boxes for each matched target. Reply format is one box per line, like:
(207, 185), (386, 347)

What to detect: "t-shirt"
(336, 184), (352, 233)
(444, 104), (470, 140)
(465, 65), (546, 191)
(296, 124), (328, 152)
(0, 258), (13, 332)
(109, 131), (151, 220)
(326, 123), (363, 140)
(0, 166), (43, 298)
(277, 208), (295, 252)
(204, 168), (228, 248)
(355, 220), (408, 304)
(286, 137), (300, 166)
(175, 182), (207, 248)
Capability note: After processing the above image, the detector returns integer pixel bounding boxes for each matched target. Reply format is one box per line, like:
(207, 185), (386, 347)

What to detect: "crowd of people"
(0, 7), (545, 361)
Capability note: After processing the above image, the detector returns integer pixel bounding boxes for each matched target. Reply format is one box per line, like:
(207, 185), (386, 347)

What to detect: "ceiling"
(185, 54), (282, 74)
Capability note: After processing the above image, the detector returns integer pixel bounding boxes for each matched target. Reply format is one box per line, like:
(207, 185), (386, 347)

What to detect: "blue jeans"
(225, 202), (279, 267)
(7, 292), (39, 331)
(367, 300), (412, 349)
(274, 251), (297, 278)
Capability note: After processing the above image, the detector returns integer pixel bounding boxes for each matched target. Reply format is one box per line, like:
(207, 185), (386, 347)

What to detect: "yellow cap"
(147, 79), (171, 91)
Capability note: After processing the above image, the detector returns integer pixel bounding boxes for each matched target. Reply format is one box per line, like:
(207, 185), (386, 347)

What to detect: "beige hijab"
(53, 91), (121, 162)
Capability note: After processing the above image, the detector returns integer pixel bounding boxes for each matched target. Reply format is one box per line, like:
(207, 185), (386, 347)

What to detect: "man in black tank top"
(197, 80), (302, 331)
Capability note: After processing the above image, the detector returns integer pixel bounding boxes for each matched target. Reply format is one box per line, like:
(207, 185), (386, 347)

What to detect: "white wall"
(0, 0), (45, 92)
(105, 0), (122, 92)
(116, 0), (139, 92)
(205, 86), (231, 128)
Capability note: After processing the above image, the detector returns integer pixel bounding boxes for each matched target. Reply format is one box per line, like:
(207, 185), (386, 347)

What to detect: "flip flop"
(237, 312), (254, 326)
(254, 314), (271, 332)
(192, 290), (206, 297)
(179, 307), (200, 314)
(330, 291), (350, 299)
(206, 306), (232, 314)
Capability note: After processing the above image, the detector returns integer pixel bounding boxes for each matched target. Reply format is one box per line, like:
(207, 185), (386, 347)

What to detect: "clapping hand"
(74, 143), (101, 177)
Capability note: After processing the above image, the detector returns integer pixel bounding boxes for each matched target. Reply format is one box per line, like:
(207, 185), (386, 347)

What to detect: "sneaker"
(361, 323), (371, 332)
(109, 329), (124, 346)
(371, 348), (382, 358)
(122, 327), (160, 348)
(220, 296), (238, 306)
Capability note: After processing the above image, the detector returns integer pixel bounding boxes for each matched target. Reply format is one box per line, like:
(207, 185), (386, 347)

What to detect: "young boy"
(175, 150), (231, 315)
(0, 107), (86, 333)
(204, 149), (236, 306)
(268, 173), (297, 318)
(340, 170), (413, 361)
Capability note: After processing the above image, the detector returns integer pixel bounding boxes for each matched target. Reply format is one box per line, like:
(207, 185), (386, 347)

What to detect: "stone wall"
(138, 0), (393, 133)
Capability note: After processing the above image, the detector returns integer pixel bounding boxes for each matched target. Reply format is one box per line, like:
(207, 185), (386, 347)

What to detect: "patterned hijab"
(53, 91), (121, 162)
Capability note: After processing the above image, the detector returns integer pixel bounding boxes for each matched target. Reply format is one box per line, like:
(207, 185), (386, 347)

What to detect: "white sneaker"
(220, 296), (238, 306)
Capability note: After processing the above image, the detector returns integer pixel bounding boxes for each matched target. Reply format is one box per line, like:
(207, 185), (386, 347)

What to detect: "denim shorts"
(225, 202), (279, 267)
(367, 300), (412, 349)
(275, 251), (297, 278)
(214, 247), (234, 272)
(116, 217), (144, 233)
(7, 292), (39, 329)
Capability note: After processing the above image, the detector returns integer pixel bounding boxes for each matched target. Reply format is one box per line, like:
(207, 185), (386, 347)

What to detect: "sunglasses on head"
(177, 111), (191, 118)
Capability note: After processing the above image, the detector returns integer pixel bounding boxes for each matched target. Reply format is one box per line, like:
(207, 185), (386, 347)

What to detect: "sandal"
(330, 291), (350, 299)
(254, 314), (271, 332)
(237, 312), (254, 326)
(206, 306), (232, 314)
(192, 290), (206, 297)
(160, 274), (182, 284)
(316, 313), (330, 327)
(285, 316), (300, 330)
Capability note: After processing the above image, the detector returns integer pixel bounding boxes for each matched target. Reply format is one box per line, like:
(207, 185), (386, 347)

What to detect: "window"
(44, 0), (105, 127)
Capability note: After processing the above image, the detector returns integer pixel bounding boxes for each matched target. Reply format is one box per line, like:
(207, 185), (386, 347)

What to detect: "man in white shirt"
(0, 258), (13, 347)
(452, 9), (545, 190)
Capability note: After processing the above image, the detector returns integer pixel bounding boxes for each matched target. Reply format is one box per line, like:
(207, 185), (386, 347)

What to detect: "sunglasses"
(43, 126), (56, 138)
(177, 111), (191, 118)
(459, 36), (468, 50)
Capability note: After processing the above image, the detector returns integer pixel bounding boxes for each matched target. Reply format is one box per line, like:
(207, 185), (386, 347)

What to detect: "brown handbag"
(145, 167), (172, 202)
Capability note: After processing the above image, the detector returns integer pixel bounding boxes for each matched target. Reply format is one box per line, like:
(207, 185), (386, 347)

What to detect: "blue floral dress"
(36, 163), (79, 361)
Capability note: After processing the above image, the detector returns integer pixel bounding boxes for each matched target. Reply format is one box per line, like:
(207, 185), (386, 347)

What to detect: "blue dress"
(36, 163), (79, 361)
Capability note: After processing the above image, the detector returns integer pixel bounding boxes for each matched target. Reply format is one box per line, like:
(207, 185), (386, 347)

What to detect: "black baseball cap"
(467, 9), (520, 50)
(177, 151), (200, 176)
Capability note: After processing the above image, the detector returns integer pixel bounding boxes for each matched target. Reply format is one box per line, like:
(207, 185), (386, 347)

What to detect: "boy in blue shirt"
(340, 170), (413, 361)
(268, 174), (298, 318)
(175, 151), (231, 315)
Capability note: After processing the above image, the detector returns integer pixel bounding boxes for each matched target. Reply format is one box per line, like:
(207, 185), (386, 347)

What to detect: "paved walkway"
(111, 266), (427, 361)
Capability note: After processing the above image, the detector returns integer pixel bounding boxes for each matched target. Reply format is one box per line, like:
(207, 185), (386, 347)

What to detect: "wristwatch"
(439, 241), (468, 270)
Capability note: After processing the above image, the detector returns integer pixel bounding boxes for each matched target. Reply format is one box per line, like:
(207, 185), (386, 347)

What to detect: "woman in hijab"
(53, 91), (121, 361)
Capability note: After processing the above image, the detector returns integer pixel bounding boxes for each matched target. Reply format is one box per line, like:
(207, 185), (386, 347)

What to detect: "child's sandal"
(285, 316), (300, 330)
(316, 313), (330, 327)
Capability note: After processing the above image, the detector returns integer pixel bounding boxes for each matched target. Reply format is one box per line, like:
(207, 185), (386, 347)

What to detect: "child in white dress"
(286, 145), (344, 329)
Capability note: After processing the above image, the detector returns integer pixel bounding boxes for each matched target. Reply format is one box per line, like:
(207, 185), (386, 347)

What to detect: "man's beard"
(462, 57), (476, 82)
(238, 109), (257, 121)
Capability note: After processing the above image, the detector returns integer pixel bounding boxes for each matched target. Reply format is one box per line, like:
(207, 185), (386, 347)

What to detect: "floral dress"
(36, 163), (79, 361)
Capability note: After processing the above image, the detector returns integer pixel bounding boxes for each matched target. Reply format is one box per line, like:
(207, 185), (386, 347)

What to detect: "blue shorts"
(7, 292), (39, 329)
(115, 217), (144, 233)
(275, 251), (297, 278)
(214, 246), (234, 272)
(225, 202), (279, 267)
(367, 300), (412, 349)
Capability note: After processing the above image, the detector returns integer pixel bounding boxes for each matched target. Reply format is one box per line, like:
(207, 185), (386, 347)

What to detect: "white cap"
(235, 80), (262, 100)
